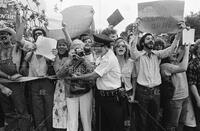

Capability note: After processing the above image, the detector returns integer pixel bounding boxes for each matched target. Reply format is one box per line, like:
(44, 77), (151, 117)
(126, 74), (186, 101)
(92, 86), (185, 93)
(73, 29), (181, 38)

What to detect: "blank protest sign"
(107, 9), (124, 27)
(183, 29), (195, 45)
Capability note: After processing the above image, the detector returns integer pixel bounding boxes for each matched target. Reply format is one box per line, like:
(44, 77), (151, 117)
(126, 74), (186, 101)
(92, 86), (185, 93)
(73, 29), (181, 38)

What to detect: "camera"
(72, 48), (85, 59)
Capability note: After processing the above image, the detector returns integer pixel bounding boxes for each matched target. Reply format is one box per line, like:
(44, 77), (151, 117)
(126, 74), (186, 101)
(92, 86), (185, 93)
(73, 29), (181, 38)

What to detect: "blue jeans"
(162, 97), (189, 131)
(29, 79), (55, 131)
(135, 84), (160, 131)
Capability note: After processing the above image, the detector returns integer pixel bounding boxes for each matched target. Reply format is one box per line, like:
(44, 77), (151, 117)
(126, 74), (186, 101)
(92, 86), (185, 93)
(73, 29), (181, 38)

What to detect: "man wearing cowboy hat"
(0, 23), (31, 130)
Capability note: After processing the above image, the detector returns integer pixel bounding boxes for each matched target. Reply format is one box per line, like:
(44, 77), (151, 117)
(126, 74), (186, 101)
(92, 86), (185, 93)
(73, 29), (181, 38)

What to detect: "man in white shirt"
(130, 21), (186, 131)
(70, 34), (124, 131)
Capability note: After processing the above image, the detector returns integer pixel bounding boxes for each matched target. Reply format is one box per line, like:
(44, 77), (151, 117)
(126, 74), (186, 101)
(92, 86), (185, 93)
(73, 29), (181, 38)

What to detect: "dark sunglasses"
(116, 44), (126, 48)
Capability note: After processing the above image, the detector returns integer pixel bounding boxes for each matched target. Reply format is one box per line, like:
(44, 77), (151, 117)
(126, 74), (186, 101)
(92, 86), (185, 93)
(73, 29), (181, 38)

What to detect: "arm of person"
(190, 84), (200, 108)
(0, 70), (10, 79)
(155, 32), (180, 59)
(71, 56), (111, 81)
(62, 23), (72, 48)
(160, 45), (190, 74)
(0, 84), (12, 96)
(15, 11), (26, 47)
(71, 71), (100, 81)
(130, 34), (142, 60)
(155, 21), (187, 59)
(0, 70), (22, 81)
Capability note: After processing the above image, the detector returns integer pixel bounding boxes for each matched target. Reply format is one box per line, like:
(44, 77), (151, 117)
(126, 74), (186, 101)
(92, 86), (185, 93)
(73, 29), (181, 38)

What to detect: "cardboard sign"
(138, 0), (184, 34)
(47, 12), (63, 30)
(0, 0), (15, 22)
(107, 9), (124, 27)
(183, 29), (195, 45)
(35, 36), (57, 60)
(47, 5), (94, 40)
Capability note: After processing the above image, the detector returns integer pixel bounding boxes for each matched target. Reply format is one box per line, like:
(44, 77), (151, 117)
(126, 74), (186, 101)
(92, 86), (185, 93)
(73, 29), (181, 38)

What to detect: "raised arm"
(161, 44), (190, 74)
(130, 20), (143, 60)
(155, 21), (187, 59)
(15, 10), (26, 47)
(62, 23), (72, 48)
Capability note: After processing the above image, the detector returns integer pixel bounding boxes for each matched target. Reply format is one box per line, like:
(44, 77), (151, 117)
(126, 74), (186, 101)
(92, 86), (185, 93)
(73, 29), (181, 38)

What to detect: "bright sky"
(23, 0), (200, 33)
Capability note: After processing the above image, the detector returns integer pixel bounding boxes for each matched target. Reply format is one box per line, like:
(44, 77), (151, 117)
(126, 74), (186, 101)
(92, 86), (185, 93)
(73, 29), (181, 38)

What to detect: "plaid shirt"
(187, 57), (200, 94)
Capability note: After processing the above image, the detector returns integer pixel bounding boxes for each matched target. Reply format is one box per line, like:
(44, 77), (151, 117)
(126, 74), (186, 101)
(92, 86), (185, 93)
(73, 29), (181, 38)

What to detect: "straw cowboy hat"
(0, 27), (16, 37)
(0, 22), (16, 38)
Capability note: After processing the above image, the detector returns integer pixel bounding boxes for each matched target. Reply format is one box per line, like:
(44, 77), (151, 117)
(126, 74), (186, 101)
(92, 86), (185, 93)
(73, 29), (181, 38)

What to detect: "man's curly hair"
(101, 28), (117, 37)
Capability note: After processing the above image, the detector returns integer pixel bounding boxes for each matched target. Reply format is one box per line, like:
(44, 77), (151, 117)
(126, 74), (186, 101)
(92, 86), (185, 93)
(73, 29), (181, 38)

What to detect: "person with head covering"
(0, 14), (32, 130)
(56, 38), (94, 131)
(69, 33), (125, 131)
(130, 20), (186, 131)
(17, 19), (55, 131)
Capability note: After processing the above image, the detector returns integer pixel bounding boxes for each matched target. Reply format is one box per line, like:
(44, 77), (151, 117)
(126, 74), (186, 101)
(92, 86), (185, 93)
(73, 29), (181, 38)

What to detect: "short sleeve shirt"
(94, 49), (121, 90)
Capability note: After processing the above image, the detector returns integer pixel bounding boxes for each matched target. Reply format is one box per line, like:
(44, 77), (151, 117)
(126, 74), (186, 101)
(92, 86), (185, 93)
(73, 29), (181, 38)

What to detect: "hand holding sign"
(35, 36), (57, 60)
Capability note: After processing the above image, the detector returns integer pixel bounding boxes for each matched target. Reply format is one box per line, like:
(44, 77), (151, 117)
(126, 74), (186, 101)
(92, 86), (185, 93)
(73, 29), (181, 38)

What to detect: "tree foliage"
(2, 0), (47, 39)
(185, 11), (200, 40)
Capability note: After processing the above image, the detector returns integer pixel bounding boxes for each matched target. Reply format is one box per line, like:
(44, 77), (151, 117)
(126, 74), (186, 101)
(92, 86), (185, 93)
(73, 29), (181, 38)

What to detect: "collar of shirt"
(141, 50), (155, 57)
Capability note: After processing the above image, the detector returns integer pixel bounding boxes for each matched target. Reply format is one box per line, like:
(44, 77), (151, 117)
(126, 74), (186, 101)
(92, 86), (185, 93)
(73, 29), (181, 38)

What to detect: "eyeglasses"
(116, 45), (126, 48)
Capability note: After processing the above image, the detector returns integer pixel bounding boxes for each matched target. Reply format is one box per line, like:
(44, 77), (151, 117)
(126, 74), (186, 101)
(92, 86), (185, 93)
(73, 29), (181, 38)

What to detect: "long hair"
(57, 39), (70, 59)
(113, 37), (130, 61)
(139, 33), (153, 50)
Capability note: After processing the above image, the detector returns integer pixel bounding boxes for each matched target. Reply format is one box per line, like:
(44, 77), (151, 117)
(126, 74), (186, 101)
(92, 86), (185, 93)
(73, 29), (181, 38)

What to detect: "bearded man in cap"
(0, 22), (32, 130)
(69, 34), (125, 131)
(130, 20), (187, 131)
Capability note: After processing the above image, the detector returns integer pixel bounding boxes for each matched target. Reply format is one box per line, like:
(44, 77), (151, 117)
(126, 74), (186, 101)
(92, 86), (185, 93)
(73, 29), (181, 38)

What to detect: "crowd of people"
(0, 8), (200, 131)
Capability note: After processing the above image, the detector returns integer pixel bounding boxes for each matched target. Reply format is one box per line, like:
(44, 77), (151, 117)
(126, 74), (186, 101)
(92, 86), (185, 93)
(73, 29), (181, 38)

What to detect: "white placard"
(35, 36), (57, 60)
(47, 12), (63, 30)
(183, 29), (195, 45)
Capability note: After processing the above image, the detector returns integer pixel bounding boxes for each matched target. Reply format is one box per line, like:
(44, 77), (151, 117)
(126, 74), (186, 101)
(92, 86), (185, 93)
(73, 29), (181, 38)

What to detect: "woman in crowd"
(160, 42), (190, 131)
(113, 37), (137, 130)
(52, 26), (72, 131)
(57, 39), (94, 131)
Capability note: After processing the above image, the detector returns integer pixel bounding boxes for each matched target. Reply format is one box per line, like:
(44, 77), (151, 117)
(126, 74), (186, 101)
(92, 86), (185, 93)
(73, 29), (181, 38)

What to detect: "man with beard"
(130, 21), (186, 131)
(0, 24), (31, 130)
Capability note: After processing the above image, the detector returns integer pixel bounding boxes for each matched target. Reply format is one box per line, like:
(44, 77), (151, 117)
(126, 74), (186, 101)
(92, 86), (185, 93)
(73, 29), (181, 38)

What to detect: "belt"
(137, 83), (160, 95)
(97, 87), (125, 97)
